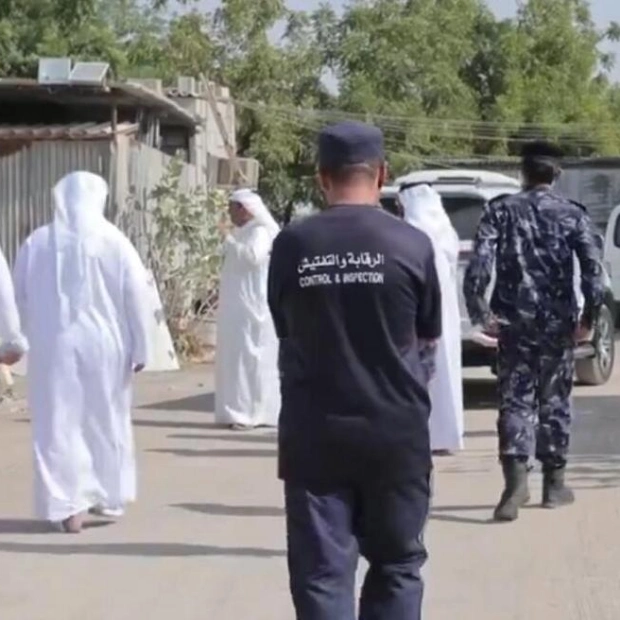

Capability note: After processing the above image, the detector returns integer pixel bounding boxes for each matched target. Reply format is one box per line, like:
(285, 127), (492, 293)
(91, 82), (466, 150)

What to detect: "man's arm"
(224, 227), (272, 267)
(0, 245), (28, 364)
(463, 201), (500, 327)
(571, 212), (604, 330)
(267, 230), (293, 339)
(416, 247), (442, 383)
(122, 241), (150, 372)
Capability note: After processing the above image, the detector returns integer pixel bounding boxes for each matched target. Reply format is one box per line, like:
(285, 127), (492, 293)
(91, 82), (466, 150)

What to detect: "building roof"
(0, 79), (197, 128)
(0, 122), (138, 141)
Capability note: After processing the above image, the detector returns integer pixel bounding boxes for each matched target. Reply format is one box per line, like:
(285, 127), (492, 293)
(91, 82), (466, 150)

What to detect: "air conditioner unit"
(177, 76), (197, 95)
(216, 157), (260, 188)
(38, 58), (72, 84)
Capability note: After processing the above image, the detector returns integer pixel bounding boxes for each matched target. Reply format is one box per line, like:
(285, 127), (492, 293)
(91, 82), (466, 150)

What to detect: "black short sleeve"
(416, 249), (442, 340)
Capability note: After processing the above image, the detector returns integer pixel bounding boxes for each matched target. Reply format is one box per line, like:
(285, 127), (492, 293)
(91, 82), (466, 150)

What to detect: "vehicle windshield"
(380, 194), (485, 241)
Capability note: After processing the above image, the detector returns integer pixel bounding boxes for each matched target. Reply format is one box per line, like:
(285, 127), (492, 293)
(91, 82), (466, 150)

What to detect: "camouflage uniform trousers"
(496, 326), (574, 467)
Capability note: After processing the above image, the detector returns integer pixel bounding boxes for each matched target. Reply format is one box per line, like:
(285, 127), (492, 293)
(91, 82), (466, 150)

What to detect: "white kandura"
(400, 183), (465, 452)
(215, 189), (281, 428)
(13, 170), (151, 523)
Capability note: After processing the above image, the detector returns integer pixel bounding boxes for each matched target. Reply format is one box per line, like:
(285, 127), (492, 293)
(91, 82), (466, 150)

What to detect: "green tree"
(492, 0), (620, 155)
(328, 0), (488, 171)
(0, 0), (164, 77)
(4, 0), (620, 207)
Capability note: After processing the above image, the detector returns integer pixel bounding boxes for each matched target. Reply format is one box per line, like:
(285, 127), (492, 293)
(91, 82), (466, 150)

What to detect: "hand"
(482, 316), (500, 338)
(133, 363), (145, 373)
(218, 218), (232, 236)
(0, 350), (22, 366)
(574, 323), (593, 344)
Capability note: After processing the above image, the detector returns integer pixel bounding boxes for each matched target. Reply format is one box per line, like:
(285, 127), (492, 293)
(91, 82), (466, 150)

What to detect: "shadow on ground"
(149, 448), (278, 459)
(0, 542), (284, 558)
(0, 519), (115, 535)
(569, 395), (620, 490)
(134, 419), (220, 431)
(0, 519), (52, 534)
(167, 433), (277, 444)
(140, 392), (215, 413)
(430, 504), (497, 526)
(463, 379), (497, 410)
(174, 503), (284, 517)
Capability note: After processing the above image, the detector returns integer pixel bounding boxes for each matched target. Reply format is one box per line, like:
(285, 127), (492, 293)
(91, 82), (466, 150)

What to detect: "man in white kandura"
(399, 183), (464, 454)
(0, 246), (28, 367)
(13, 171), (150, 533)
(215, 189), (281, 430)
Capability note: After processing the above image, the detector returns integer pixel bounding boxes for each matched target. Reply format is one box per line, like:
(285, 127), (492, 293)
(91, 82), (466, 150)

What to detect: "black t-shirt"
(268, 204), (442, 485)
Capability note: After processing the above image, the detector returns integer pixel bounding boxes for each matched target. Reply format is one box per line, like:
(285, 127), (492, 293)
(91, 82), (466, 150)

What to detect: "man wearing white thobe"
(13, 171), (150, 533)
(399, 183), (464, 453)
(0, 246), (28, 366)
(215, 189), (281, 430)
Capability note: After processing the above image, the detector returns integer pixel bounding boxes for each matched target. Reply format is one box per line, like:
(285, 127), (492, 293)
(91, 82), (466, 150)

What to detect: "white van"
(381, 170), (616, 386)
(604, 204), (620, 307)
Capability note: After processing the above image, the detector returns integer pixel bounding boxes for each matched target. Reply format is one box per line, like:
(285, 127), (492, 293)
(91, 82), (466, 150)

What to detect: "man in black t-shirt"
(268, 121), (442, 620)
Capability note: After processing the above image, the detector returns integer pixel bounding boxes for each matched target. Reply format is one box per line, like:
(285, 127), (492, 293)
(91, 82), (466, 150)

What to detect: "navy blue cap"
(318, 121), (385, 169)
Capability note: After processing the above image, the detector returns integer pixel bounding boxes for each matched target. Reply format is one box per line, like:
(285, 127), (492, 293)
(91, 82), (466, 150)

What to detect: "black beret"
(521, 140), (563, 166)
(318, 121), (385, 169)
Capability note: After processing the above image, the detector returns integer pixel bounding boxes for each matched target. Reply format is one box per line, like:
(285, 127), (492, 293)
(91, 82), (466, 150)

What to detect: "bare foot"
(61, 512), (85, 534)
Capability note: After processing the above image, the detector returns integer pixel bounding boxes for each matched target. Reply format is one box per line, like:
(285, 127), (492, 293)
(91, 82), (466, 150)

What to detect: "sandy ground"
(1, 359), (619, 619)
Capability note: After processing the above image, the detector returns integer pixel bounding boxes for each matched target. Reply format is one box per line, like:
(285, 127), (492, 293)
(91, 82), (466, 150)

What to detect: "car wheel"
(575, 304), (615, 386)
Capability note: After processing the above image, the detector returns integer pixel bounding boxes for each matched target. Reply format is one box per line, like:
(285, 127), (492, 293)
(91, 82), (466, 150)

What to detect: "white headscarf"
(399, 184), (459, 263)
(230, 189), (280, 240)
(53, 171), (108, 240)
(52, 171), (109, 310)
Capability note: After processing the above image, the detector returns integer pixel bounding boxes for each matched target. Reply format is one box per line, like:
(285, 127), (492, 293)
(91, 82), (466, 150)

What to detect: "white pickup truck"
(380, 169), (616, 386)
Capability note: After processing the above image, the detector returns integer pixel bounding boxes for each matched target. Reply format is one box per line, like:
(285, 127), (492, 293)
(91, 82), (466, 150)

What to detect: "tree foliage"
(2, 0), (620, 212)
(135, 156), (227, 358)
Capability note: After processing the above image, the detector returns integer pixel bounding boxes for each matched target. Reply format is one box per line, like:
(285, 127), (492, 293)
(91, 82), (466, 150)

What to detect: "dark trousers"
(497, 327), (574, 466)
(285, 475), (430, 620)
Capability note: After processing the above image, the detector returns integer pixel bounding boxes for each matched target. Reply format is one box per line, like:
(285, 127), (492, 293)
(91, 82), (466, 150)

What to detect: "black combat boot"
(542, 466), (575, 509)
(493, 457), (530, 522)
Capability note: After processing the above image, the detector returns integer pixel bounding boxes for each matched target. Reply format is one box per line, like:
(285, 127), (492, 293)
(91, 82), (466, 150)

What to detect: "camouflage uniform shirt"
(463, 188), (604, 334)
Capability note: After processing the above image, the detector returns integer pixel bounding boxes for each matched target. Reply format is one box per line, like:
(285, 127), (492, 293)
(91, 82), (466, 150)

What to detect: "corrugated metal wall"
(0, 139), (205, 265)
(0, 141), (112, 263)
(115, 141), (203, 262)
(555, 169), (620, 232)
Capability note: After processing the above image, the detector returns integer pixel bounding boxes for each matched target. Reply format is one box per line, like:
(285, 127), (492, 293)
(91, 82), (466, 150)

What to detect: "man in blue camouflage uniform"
(464, 141), (604, 522)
